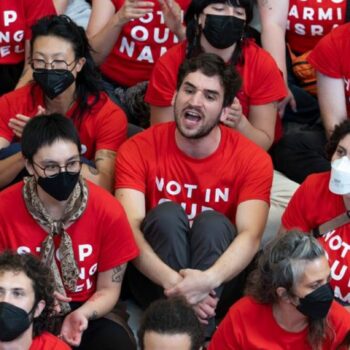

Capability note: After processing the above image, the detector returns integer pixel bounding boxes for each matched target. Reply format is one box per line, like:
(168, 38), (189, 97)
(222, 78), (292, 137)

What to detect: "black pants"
(126, 202), (247, 330)
(0, 62), (24, 96)
(271, 123), (330, 183)
(70, 303), (136, 350)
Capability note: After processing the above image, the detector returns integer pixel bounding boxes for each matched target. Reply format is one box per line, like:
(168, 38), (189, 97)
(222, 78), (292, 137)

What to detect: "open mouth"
(183, 109), (202, 123)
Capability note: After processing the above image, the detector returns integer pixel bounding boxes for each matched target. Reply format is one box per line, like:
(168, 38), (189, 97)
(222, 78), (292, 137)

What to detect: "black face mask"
(33, 69), (75, 99)
(0, 302), (32, 342)
(37, 171), (80, 202)
(202, 14), (245, 49)
(296, 283), (334, 320)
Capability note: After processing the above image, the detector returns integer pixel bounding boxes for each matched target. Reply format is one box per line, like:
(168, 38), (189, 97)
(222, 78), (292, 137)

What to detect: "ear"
(276, 287), (290, 301)
(75, 57), (86, 73)
(171, 92), (177, 107)
(34, 300), (46, 318)
(198, 13), (205, 27)
(25, 159), (34, 176)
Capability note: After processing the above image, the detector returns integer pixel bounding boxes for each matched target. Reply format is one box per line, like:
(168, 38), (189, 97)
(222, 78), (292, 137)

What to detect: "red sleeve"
(114, 135), (148, 192)
(234, 135), (273, 205)
(242, 43), (287, 105)
(0, 93), (15, 142)
(95, 96), (127, 152)
(308, 26), (346, 79)
(209, 306), (244, 350)
(145, 43), (186, 106)
(24, 0), (56, 40)
(328, 302), (350, 348)
(281, 178), (314, 232)
(96, 189), (139, 271)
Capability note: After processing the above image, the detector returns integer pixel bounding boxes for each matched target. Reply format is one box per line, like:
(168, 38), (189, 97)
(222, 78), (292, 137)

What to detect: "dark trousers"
(70, 303), (136, 350)
(0, 62), (24, 96)
(126, 202), (247, 326)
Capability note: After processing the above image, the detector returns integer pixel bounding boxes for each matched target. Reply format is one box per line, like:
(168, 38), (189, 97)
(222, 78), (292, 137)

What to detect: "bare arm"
(87, 0), (154, 66)
(115, 188), (183, 289)
(80, 149), (116, 193)
(52, 0), (69, 14)
(317, 71), (347, 139)
(60, 265), (125, 346)
(0, 137), (26, 189)
(150, 105), (174, 125)
(258, 0), (289, 82)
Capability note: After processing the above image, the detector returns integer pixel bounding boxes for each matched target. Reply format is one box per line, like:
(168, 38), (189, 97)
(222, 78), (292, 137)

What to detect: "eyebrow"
(41, 155), (80, 164)
(183, 82), (220, 96)
(33, 52), (67, 59)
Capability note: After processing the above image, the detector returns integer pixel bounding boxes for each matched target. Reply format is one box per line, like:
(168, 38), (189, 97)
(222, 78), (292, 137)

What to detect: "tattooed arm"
(60, 264), (126, 346)
(81, 149), (116, 193)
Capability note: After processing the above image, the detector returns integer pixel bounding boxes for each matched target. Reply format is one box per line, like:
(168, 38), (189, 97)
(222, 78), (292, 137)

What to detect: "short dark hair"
(0, 251), (57, 337)
(138, 298), (204, 350)
(325, 120), (350, 160)
(21, 113), (81, 162)
(30, 15), (103, 121)
(176, 53), (242, 108)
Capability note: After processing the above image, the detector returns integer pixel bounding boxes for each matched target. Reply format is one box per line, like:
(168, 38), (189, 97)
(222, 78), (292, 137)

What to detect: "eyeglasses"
(33, 160), (82, 178)
(30, 59), (77, 71)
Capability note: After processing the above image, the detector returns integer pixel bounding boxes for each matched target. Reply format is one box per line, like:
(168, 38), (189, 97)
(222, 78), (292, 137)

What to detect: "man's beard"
(174, 106), (222, 140)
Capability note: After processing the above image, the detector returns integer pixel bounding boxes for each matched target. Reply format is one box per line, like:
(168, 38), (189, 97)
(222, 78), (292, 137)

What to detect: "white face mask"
(329, 156), (350, 195)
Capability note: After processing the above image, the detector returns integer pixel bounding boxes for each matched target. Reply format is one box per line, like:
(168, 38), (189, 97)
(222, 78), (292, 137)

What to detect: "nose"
(189, 91), (204, 106)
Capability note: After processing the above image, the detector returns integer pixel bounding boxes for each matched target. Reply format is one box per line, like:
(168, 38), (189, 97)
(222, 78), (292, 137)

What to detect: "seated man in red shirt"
(0, 15), (127, 192)
(0, 114), (139, 350)
(0, 250), (70, 350)
(115, 53), (273, 334)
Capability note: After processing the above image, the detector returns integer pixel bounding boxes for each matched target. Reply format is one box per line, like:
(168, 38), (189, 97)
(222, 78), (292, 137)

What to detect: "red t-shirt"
(0, 180), (139, 301)
(30, 332), (70, 350)
(209, 296), (350, 350)
(282, 172), (350, 303)
(144, 40), (286, 142)
(0, 84), (127, 160)
(115, 122), (273, 222)
(0, 0), (56, 64)
(287, 0), (346, 53)
(100, 0), (191, 87)
(308, 23), (350, 115)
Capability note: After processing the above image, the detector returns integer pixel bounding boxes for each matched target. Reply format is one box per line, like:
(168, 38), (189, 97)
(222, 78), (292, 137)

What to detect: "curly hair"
(138, 297), (204, 350)
(325, 120), (350, 160)
(0, 250), (57, 337)
(245, 231), (332, 350)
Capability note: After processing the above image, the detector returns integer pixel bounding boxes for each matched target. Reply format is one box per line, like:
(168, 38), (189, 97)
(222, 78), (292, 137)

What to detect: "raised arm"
(87, 0), (154, 66)
(317, 71), (347, 138)
(60, 265), (126, 347)
(221, 98), (277, 150)
(115, 188), (183, 289)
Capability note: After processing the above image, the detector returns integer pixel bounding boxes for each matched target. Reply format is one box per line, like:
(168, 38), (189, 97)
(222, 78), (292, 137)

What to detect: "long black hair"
(30, 15), (103, 122)
(184, 0), (254, 64)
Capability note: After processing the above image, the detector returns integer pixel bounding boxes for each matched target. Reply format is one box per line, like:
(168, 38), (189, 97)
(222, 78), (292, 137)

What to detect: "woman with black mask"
(209, 231), (350, 349)
(145, 0), (286, 152)
(0, 15), (127, 193)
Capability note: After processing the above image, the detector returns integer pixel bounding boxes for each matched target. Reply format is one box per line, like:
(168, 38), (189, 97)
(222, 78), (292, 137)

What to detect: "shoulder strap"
(312, 211), (350, 237)
(346, 0), (350, 22)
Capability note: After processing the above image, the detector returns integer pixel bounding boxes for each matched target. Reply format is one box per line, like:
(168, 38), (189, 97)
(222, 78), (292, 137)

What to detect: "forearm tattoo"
(111, 264), (127, 283)
(89, 310), (98, 320)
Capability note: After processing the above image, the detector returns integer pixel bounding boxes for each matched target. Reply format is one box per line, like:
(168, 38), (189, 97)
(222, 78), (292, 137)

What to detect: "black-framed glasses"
(30, 59), (77, 71)
(33, 160), (82, 178)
